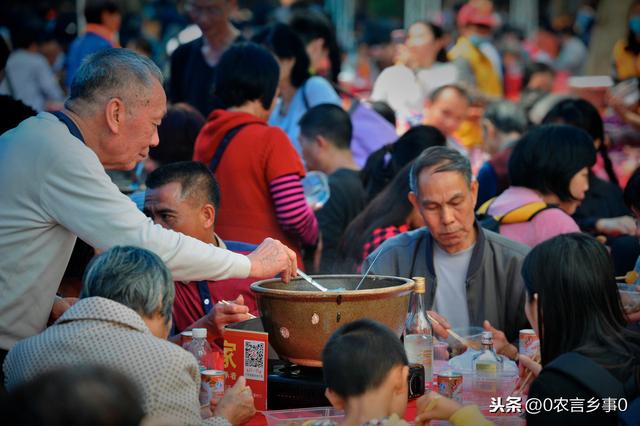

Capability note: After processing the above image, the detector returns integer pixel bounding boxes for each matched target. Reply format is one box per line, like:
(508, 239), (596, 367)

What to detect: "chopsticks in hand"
(220, 300), (257, 319)
(514, 352), (541, 396)
(426, 313), (481, 350)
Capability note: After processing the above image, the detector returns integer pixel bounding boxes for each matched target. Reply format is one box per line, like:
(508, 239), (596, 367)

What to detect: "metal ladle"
(297, 268), (329, 292)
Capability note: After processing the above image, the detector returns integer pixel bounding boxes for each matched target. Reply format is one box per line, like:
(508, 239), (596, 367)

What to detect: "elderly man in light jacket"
(3, 246), (254, 426)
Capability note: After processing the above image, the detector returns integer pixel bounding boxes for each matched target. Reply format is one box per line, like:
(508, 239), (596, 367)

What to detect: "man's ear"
(408, 191), (419, 211)
(325, 388), (345, 410)
(316, 135), (330, 149)
(105, 97), (125, 134)
(394, 365), (409, 393)
(469, 179), (479, 206)
(201, 204), (216, 230)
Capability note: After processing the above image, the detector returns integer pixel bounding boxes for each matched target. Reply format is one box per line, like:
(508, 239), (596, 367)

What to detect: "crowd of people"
(1, 0), (640, 425)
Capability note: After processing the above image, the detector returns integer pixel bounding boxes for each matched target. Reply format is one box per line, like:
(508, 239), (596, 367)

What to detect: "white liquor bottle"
(403, 277), (433, 382)
(472, 331), (503, 393)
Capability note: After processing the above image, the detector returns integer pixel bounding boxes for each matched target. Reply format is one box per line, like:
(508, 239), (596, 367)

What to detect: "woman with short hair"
(193, 42), (318, 267)
(483, 124), (596, 247)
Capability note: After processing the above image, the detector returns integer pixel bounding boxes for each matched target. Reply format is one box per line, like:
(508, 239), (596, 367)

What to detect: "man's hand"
(213, 376), (256, 425)
(483, 320), (518, 360)
(428, 310), (451, 339)
(247, 238), (297, 283)
(48, 297), (78, 325)
(595, 216), (637, 236)
(205, 295), (251, 338)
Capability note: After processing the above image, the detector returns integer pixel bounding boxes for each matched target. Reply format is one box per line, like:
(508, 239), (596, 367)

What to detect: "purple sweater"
(487, 186), (580, 247)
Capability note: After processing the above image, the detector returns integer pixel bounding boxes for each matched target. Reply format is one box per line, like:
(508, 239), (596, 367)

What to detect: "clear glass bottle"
(403, 277), (433, 383)
(472, 331), (503, 393)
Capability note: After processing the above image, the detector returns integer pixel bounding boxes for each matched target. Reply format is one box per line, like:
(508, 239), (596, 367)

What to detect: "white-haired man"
(0, 48), (296, 368)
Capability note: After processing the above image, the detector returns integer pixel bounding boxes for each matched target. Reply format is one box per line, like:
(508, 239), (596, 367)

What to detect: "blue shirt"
(65, 32), (113, 88)
(268, 76), (340, 157)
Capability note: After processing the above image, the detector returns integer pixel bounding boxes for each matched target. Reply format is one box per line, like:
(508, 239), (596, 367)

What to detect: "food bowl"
(250, 275), (414, 367)
(618, 283), (640, 315)
(446, 326), (485, 356)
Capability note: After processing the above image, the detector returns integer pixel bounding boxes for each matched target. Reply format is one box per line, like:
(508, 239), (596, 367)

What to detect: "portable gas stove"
(267, 360), (330, 409)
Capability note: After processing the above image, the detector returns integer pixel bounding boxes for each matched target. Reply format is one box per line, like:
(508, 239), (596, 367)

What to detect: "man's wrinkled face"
(144, 181), (210, 242)
(106, 79), (166, 170)
(409, 168), (478, 253)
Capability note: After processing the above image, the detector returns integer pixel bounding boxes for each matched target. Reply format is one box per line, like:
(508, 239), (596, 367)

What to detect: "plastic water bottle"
(185, 328), (214, 406)
(301, 171), (330, 208)
(404, 277), (433, 383)
(185, 328), (213, 372)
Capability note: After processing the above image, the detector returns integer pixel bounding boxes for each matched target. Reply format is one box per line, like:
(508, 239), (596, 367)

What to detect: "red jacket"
(194, 110), (305, 264)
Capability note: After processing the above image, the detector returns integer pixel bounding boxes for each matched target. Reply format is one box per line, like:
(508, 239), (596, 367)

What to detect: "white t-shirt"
(433, 242), (474, 329)
(371, 62), (459, 126)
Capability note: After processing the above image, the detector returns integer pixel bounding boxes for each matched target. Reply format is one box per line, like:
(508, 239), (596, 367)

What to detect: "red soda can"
(519, 329), (539, 358)
(436, 371), (463, 403)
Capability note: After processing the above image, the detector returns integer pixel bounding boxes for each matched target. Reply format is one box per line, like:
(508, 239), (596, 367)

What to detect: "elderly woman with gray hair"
(4, 246), (255, 426)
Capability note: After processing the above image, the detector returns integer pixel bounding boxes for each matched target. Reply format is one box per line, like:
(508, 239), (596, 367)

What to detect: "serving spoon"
(296, 268), (329, 292)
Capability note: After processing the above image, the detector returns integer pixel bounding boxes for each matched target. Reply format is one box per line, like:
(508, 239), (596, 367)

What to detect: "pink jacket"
(487, 186), (580, 247)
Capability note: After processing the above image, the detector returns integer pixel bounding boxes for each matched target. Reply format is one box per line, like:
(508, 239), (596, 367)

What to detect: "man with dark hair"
(522, 62), (555, 93)
(65, 0), (121, 88)
(298, 104), (365, 273)
(363, 146), (529, 343)
(169, 0), (241, 116)
(144, 161), (257, 335)
(423, 85), (470, 152)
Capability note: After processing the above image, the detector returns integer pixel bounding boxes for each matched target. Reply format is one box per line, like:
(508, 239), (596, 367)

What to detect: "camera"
(407, 363), (425, 399)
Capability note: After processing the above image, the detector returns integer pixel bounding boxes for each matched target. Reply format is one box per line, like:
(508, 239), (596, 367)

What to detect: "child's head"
(322, 319), (409, 415)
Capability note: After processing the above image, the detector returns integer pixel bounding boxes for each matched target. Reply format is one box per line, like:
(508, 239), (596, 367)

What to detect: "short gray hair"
(81, 246), (174, 323)
(67, 48), (163, 113)
(483, 101), (527, 134)
(409, 146), (472, 193)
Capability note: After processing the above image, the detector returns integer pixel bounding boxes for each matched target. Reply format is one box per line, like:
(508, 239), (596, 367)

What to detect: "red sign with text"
(224, 328), (269, 411)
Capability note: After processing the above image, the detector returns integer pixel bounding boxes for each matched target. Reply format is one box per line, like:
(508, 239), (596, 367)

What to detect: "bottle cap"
(192, 328), (207, 339)
(412, 277), (426, 294)
(481, 331), (493, 343)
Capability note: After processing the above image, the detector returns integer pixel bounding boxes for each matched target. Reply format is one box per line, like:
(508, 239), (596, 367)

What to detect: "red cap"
(457, 1), (498, 28)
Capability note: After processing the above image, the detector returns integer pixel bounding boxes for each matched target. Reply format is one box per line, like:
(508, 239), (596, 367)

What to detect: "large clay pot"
(250, 275), (414, 367)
